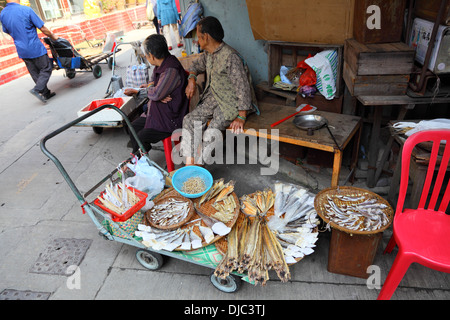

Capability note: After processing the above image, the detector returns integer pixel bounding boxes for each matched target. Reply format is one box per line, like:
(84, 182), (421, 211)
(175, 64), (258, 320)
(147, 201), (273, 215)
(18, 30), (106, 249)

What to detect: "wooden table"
(242, 103), (362, 187)
(357, 93), (450, 188)
(387, 121), (450, 209)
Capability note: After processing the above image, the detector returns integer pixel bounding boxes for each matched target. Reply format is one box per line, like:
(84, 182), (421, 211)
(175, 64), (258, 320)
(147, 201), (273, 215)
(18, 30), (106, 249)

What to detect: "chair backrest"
(397, 129), (450, 214)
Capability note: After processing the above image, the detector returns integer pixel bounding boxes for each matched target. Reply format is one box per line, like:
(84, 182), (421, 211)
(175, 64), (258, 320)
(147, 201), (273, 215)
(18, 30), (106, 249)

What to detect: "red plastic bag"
(297, 55), (316, 87)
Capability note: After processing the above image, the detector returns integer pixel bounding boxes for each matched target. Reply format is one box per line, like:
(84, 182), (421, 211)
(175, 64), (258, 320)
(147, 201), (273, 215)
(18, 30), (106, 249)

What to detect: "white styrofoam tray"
(77, 96), (136, 124)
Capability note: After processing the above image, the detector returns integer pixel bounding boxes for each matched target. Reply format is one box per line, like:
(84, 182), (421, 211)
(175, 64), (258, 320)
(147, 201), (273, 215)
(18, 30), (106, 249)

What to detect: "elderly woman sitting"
(126, 34), (189, 157)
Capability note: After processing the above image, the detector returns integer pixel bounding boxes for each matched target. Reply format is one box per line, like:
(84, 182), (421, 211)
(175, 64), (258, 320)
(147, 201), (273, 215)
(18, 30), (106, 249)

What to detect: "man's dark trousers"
(23, 54), (53, 96)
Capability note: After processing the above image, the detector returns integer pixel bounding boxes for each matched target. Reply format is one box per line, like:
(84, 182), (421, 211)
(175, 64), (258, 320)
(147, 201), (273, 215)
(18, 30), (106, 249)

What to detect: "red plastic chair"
(163, 131), (181, 172)
(378, 129), (450, 300)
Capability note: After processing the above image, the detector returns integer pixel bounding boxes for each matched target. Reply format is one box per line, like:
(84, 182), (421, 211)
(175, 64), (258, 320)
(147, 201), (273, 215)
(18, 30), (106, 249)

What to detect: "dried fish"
(198, 178), (224, 207)
(97, 182), (141, 216)
(212, 195), (236, 223)
(239, 188), (275, 217)
(147, 198), (190, 228)
(323, 193), (390, 232)
(182, 176), (206, 194)
(267, 182), (319, 263)
(190, 229), (203, 249)
(194, 204), (231, 236)
(199, 225), (215, 244)
(214, 180), (235, 203)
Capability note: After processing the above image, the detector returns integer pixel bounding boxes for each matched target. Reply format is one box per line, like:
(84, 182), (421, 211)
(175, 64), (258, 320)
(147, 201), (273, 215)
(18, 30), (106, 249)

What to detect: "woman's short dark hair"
(142, 34), (169, 59)
(198, 16), (224, 42)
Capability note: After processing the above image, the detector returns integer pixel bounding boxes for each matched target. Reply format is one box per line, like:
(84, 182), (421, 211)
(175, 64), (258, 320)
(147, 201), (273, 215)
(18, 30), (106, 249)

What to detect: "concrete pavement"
(0, 27), (449, 302)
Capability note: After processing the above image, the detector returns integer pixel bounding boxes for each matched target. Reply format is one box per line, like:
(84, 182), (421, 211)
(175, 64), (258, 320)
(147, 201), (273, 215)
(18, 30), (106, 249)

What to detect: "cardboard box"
(246, 0), (355, 44)
(415, 0), (450, 26)
(409, 18), (450, 74)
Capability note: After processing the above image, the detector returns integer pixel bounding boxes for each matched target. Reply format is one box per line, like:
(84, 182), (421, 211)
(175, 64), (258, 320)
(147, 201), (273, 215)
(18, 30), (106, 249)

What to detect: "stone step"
(0, 52), (22, 72)
(0, 44), (17, 57)
(0, 63), (29, 86)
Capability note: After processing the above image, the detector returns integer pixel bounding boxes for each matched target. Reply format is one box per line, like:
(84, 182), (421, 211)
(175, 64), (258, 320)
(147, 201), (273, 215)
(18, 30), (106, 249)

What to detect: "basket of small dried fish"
(136, 184), (240, 252)
(314, 186), (394, 235)
(94, 182), (148, 222)
(172, 166), (213, 198)
(145, 195), (194, 230)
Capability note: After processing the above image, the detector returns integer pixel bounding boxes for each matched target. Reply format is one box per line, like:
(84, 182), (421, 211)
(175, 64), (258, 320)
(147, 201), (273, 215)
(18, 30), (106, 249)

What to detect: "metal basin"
(293, 114), (328, 135)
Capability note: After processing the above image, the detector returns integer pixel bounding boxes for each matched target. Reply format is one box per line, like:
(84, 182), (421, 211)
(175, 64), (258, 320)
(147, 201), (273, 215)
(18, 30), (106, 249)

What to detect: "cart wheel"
(93, 64), (102, 79)
(66, 69), (76, 79)
(210, 272), (241, 293)
(93, 127), (103, 134)
(107, 57), (114, 70)
(136, 249), (164, 271)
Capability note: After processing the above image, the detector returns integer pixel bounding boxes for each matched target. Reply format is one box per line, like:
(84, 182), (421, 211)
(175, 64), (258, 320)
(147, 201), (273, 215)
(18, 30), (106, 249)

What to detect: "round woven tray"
(192, 191), (240, 238)
(314, 186), (394, 235)
(145, 188), (240, 251)
(145, 195), (194, 230)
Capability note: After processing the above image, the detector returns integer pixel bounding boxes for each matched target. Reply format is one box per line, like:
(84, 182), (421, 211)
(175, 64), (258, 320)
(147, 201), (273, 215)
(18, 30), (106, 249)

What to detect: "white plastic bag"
(126, 157), (164, 199)
(280, 66), (292, 84)
(393, 119), (450, 139)
(305, 50), (338, 100)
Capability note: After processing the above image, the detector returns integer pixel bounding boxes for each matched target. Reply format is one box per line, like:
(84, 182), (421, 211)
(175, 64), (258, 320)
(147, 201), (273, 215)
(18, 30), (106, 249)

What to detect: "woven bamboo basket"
(144, 188), (240, 251)
(314, 186), (394, 235)
(193, 191), (241, 235)
(145, 195), (194, 230)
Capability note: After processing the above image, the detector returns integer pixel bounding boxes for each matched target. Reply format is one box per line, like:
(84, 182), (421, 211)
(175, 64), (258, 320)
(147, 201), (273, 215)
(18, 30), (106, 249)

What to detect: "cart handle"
(40, 104), (152, 204)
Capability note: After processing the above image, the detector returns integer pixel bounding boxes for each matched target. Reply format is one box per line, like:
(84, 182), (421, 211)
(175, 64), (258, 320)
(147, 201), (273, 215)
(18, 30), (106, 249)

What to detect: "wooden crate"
(268, 41), (344, 97)
(343, 61), (410, 96)
(328, 229), (383, 279)
(344, 38), (415, 76)
(353, 0), (407, 44)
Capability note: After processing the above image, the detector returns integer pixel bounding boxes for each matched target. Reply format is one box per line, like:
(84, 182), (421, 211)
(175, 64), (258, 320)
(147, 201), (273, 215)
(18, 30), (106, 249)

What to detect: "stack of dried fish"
(240, 189), (274, 217)
(215, 188), (291, 286)
(136, 222), (215, 252)
(196, 178), (237, 230)
(323, 193), (390, 232)
(214, 221), (240, 280)
(198, 179), (235, 207)
(97, 182), (141, 215)
(212, 195), (237, 223)
(269, 182), (320, 264)
(215, 211), (291, 286)
(147, 198), (191, 228)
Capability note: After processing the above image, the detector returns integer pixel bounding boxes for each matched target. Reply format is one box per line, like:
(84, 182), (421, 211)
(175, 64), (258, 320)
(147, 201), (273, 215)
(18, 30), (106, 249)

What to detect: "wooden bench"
(239, 102), (362, 187)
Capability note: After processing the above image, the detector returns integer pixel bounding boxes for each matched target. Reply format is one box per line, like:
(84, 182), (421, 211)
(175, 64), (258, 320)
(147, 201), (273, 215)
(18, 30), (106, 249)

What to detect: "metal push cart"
(105, 41), (150, 98)
(44, 37), (116, 80)
(40, 105), (243, 293)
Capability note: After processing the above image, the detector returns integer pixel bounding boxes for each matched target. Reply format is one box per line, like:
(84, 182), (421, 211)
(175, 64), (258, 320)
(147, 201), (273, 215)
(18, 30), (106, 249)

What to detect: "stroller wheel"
(66, 69), (76, 79)
(93, 65), (102, 79)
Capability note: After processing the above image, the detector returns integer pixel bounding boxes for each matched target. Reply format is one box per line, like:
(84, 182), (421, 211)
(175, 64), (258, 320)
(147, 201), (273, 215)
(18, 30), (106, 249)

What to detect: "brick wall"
(0, 5), (146, 86)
